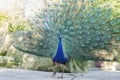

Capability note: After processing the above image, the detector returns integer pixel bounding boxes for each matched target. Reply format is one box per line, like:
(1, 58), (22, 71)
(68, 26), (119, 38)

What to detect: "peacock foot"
(52, 72), (57, 77)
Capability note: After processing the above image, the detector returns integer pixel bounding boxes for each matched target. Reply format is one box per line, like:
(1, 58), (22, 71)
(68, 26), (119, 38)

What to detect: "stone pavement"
(0, 68), (120, 80)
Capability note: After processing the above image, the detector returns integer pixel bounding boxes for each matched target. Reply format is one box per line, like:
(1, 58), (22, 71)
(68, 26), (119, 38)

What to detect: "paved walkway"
(0, 68), (120, 80)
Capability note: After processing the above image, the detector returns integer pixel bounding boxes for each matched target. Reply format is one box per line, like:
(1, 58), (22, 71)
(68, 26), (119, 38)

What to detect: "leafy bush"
(0, 51), (23, 68)
(8, 23), (24, 32)
(0, 50), (7, 56)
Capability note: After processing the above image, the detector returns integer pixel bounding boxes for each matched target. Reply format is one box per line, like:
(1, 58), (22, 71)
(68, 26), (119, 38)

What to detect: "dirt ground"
(0, 68), (120, 80)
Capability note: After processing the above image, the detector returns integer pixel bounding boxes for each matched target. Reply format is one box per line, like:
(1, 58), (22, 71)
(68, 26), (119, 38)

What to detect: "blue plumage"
(52, 36), (67, 65)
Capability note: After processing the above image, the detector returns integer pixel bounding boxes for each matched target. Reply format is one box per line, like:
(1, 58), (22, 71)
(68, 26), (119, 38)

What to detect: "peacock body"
(13, 0), (120, 63)
(52, 32), (68, 65)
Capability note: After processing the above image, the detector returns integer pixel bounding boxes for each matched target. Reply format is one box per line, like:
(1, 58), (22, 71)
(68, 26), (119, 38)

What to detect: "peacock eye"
(96, 37), (100, 41)
(54, 4), (58, 6)
(56, 23), (60, 26)
(95, 26), (100, 29)
(74, 20), (79, 23)
(68, 0), (71, 2)
(110, 21), (116, 25)
(113, 28), (119, 33)
(108, 9), (112, 13)
(97, 7), (101, 10)
(47, 4), (51, 7)
(44, 10), (47, 12)
(79, 13), (84, 17)
(90, 19), (95, 23)
(87, 13), (91, 17)
(65, 4), (68, 7)
(96, 31), (101, 35)
(77, 26), (82, 29)
(114, 36), (120, 41)
(116, 18), (119, 21)
(90, 0), (94, 2)
(106, 14), (110, 18)
(96, 13), (101, 17)
(100, 21), (105, 24)
(91, 7), (95, 11)
(104, 27), (110, 31)
(50, 9), (53, 12)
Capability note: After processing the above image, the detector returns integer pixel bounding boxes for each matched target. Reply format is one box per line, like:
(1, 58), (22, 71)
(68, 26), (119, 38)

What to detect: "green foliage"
(0, 13), (7, 20)
(0, 51), (23, 68)
(0, 50), (7, 56)
(8, 22), (34, 32)
(12, 54), (23, 67)
(0, 13), (8, 27)
(8, 23), (24, 32)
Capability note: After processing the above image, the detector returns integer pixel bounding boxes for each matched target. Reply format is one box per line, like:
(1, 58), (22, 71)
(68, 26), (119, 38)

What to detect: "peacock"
(12, 0), (120, 78)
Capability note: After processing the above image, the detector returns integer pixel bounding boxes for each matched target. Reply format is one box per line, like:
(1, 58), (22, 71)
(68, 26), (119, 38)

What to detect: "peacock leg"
(58, 65), (65, 78)
(58, 69), (64, 78)
(61, 67), (64, 78)
(52, 63), (58, 77)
